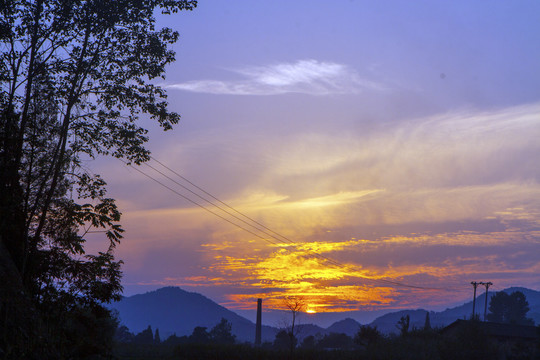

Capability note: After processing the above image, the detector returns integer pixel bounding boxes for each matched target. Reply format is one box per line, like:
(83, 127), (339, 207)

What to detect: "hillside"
(112, 286), (540, 342)
(111, 287), (277, 342)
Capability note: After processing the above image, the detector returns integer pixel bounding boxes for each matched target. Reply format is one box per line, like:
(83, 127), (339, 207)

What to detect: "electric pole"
(471, 281), (479, 319)
(479, 282), (493, 322)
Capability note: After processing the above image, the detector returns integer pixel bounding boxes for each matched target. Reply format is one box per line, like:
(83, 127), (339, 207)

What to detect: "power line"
(146, 158), (448, 291)
(141, 161), (300, 247)
(119, 159), (282, 247)
(122, 158), (453, 291)
(144, 158), (349, 271)
(150, 156), (299, 245)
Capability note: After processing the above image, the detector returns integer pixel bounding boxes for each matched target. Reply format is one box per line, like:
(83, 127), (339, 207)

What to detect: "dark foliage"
(273, 329), (296, 351)
(114, 324), (135, 343)
(134, 325), (155, 345)
(0, 0), (196, 357)
(487, 291), (534, 325)
(189, 326), (211, 344)
(316, 332), (354, 350)
(396, 314), (410, 336)
(113, 320), (540, 360)
(300, 335), (316, 349)
(355, 325), (382, 349)
(209, 318), (236, 344)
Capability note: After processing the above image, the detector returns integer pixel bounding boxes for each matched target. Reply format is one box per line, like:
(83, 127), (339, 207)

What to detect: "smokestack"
(255, 298), (262, 346)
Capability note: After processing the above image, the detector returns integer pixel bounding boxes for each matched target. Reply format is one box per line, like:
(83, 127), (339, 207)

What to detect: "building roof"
(441, 319), (539, 341)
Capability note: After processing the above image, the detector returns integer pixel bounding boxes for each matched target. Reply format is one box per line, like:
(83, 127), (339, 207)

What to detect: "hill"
(112, 286), (540, 342)
(111, 287), (277, 342)
(326, 318), (362, 337)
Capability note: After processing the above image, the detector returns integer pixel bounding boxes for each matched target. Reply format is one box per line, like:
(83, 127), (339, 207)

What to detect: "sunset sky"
(89, 0), (540, 319)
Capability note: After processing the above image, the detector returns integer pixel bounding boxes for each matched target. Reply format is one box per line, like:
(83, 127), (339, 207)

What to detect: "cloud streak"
(103, 102), (540, 310)
(166, 59), (386, 95)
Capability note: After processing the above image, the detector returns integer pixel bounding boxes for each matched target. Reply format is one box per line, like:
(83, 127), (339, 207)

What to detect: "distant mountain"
(326, 318), (362, 337)
(295, 324), (327, 341)
(112, 286), (540, 343)
(111, 287), (277, 342)
(236, 308), (390, 328)
(369, 309), (430, 334)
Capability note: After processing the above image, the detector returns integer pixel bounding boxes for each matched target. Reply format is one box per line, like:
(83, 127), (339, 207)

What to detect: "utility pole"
(479, 282), (493, 322)
(471, 281), (479, 320)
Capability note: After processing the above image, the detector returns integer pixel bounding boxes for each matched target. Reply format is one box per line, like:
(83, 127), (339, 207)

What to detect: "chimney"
(255, 298), (262, 346)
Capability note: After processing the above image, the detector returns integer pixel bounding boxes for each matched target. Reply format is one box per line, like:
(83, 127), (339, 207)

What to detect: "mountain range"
(111, 286), (540, 343)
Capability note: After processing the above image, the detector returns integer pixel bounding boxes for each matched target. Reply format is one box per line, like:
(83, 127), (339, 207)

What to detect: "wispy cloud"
(111, 102), (540, 307)
(166, 59), (386, 95)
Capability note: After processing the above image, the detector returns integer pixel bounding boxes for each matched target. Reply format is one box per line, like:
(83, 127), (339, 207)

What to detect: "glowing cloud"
(106, 103), (540, 311)
(166, 59), (386, 95)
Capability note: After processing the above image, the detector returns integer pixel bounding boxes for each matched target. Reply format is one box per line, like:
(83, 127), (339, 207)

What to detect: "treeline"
(113, 290), (539, 359)
(115, 318), (235, 346)
(113, 317), (540, 360)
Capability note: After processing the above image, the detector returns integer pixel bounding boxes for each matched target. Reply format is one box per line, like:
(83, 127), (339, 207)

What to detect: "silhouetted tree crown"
(134, 325), (155, 345)
(209, 318), (236, 344)
(487, 291), (534, 325)
(273, 329), (296, 350)
(0, 0), (196, 357)
(355, 325), (382, 348)
(189, 326), (211, 344)
(396, 314), (410, 336)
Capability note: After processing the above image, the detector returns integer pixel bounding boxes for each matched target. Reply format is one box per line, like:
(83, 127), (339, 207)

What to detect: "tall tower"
(255, 298), (262, 346)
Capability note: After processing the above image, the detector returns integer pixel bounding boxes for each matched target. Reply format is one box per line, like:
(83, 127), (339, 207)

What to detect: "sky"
(88, 0), (540, 320)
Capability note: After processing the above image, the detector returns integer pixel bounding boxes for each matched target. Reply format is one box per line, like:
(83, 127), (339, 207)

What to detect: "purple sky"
(88, 0), (540, 318)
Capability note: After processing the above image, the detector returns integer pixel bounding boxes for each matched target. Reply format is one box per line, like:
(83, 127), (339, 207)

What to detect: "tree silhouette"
(355, 325), (382, 349)
(317, 332), (354, 349)
(282, 296), (306, 353)
(134, 325), (154, 345)
(300, 335), (316, 349)
(189, 326), (211, 344)
(487, 291), (534, 325)
(273, 329), (295, 350)
(424, 311), (432, 330)
(0, 0), (196, 357)
(396, 314), (410, 336)
(209, 318), (236, 344)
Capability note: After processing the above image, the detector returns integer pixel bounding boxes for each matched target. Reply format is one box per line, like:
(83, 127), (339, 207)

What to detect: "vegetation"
(113, 318), (540, 360)
(0, 0), (196, 357)
(282, 295), (306, 354)
(112, 291), (540, 359)
(487, 290), (535, 325)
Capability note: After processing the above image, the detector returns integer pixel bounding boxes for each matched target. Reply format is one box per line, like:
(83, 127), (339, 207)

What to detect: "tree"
(0, 0), (197, 357)
(189, 326), (210, 344)
(273, 329), (295, 351)
(154, 328), (161, 344)
(115, 325), (135, 343)
(487, 291), (534, 325)
(355, 325), (382, 349)
(300, 335), (316, 349)
(209, 318), (236, 344)
(133, 325), (155, 345)
(396, 314), (410, 336)
(317, 332), (354, 350)
(424, 311), (432, 330)
(282, 295), (306, 353)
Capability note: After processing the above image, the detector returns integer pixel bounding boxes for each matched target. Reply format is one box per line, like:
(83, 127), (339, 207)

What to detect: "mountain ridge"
(111, 286), (540, 342)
